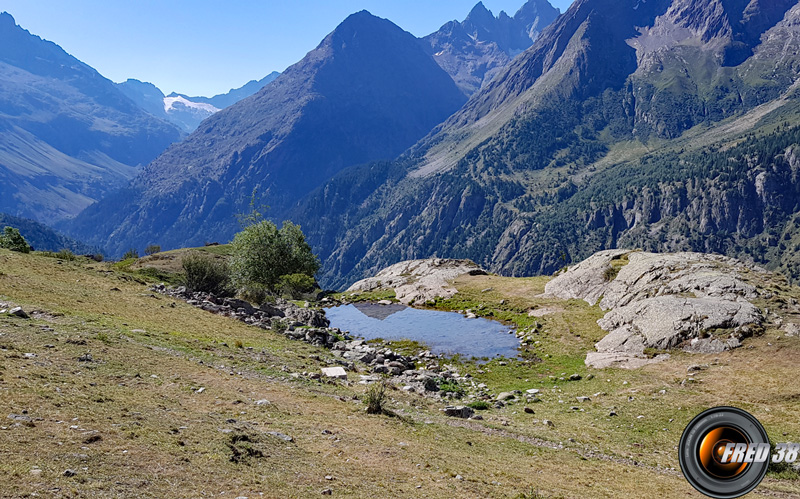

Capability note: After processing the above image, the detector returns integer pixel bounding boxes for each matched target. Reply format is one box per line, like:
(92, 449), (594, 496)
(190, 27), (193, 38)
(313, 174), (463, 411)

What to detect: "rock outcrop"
(346, 258), (487, 305)
(545, 251), (767, 369)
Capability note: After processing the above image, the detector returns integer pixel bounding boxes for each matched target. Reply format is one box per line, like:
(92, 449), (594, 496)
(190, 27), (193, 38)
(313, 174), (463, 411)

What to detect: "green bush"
(467, 400), (491, 410)
(364, 380), (388, 415)
(181, 252), (232, 296)
(0, 227), (31, 253)
(229, 220), (319, 295)
(144, 244), (161, 256)
(122, 248), (139, 260)
(56, 249), (77, 261)
(279, 273), (317, 299)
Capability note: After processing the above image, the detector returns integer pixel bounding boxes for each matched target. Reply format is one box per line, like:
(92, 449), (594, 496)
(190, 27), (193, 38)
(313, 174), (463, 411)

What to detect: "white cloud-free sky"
(2, 0), (574, 97)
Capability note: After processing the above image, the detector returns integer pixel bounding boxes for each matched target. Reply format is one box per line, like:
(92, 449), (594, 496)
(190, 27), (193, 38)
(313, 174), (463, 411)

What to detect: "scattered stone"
(687, 364), (708, 372)
(195, 387), (205, 394)
(63, 469), (76, 477)
(496, 392), (516, 402)
(442, 406), (475, 419)
(525, 388), (540, 395)
(267, 432), (294, 442)
(255, 399), (271, 406)
(543, 419), (554, 427)
(8, 307), (29, 319)
(524, 407), (535, 414)
(321, 367), (348, 380)
(77, 353), (93, 362)
(377, 300), (392, 306)
(609, 411), (617, 417)
(576, 396), (591, 403)
(569, 374), (582, 381)
(321, 489), (332, 495)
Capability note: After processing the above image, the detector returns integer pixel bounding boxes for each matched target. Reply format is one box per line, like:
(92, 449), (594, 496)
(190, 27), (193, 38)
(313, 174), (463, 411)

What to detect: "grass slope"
(1, 249), (800, 497)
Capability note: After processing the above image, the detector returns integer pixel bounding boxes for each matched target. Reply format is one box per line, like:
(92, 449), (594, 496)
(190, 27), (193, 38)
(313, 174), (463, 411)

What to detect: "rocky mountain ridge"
(0, 12), (182, 222)
(289, 0), (800, 289)
(422, 0), (560, 95)
(65, 11), (467, 257)
(117, 72), (280, 132)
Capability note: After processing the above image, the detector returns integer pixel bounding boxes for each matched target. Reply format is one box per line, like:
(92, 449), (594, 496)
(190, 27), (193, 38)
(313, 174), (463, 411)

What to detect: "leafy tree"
(0, 227), (31, 253)
(229, 220), (319, 295)
(144, 244), (161, 256)
(279, 273), (317, 299)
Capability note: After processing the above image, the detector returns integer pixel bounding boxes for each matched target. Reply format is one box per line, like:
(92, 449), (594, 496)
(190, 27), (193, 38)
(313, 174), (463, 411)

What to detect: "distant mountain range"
(117, 72), (280, 132)
(21, 0), (800, 290)
(287, 0), (800, 288)
(423, 0), (560, 95)
(66, 11), (468, 256)
(0, 12), (183, 222)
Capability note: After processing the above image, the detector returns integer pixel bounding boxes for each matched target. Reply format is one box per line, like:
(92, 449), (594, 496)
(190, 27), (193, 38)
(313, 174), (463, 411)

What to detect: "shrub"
(181, 252), (232, 296)
(467, 400), (491, 410)
(0, 227), (31, 253)
(279, 273), (317, 299)
(56, 249), (77, 261)
(437, 380), (465, 398)
(364, 379), (388, 415)
(122, 248), (139, 260)
(144, 244), (161, 256)
(229, 220), (319, 294)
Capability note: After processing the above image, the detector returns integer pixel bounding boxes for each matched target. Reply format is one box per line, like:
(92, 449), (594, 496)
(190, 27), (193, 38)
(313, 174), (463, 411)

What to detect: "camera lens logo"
(679, 407), (770, 498)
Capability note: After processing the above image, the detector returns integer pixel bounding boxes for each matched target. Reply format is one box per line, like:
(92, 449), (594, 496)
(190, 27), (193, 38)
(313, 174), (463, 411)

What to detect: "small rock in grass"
(321, 367), (347, 380)
(63, 469), (76, 477)
(524, 407), (535, 414)
(9, 307), (29, 319)
(267, 431), (294, 442)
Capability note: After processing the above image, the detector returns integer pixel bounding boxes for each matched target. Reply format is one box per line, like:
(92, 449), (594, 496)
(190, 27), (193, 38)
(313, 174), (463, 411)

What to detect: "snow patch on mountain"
(163, 96), (220, 114)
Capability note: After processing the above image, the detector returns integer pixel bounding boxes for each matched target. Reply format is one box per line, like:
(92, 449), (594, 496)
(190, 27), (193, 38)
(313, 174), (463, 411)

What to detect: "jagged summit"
(423, 0), (561, 95)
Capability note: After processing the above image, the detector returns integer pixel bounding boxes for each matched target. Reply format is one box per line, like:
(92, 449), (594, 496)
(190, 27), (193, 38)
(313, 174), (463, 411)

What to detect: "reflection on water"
(326, 304), (519, 359)
(352, 302), (406, 320)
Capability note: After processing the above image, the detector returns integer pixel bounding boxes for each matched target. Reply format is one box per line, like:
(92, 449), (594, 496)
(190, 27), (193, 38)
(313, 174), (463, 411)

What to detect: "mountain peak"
(514, 0), (561, 22)
(466, 2), (495, 26)
(0, 11), (16, 28)
(340, 9), (381, 26)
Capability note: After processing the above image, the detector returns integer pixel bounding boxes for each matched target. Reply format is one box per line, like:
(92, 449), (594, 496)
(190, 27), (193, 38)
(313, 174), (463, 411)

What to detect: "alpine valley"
(33, 0), (800, 289)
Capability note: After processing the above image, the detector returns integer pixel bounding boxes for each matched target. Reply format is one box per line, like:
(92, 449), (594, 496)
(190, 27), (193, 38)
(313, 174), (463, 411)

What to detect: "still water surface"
(325, 303), (519, 359)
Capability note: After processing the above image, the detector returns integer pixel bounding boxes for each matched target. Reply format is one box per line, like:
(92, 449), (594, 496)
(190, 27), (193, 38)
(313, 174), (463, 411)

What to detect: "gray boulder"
(547, 251), (765, 369)
(346, 258), (486, 305)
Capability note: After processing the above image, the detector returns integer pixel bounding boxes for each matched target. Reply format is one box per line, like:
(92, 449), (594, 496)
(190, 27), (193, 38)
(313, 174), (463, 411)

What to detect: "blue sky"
(3, 0), (574, 97)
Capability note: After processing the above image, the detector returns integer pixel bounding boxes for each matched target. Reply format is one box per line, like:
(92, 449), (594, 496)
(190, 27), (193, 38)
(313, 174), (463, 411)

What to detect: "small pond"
(325, 303), (519, 359)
